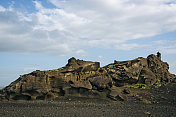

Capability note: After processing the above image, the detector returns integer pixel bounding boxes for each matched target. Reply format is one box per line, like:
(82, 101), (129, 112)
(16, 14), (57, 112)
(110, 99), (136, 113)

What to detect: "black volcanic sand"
(1, 83), (176, 117)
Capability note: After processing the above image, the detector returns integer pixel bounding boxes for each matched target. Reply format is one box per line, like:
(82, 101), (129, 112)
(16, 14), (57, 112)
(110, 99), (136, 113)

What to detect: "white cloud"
(150, 40), (176, 55)
(0, 5), (5, 12)
(0, 2), (86, 56)
(75, 49), (88, 57)
(0, 0), (176, 56)
(115, 43), (139, 50)
(33, 1), (43, 10)
(159, 45), (176, 54)
(50, 0), (176, 39)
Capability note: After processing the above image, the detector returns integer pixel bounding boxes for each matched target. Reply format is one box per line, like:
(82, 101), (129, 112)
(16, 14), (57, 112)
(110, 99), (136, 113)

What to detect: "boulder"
(108, 86), (127, 101)
(89, 75), (113, 90)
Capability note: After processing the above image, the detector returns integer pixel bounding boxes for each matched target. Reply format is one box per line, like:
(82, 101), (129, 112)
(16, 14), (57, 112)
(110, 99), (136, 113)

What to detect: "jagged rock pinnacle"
(157, 51), (161, 60)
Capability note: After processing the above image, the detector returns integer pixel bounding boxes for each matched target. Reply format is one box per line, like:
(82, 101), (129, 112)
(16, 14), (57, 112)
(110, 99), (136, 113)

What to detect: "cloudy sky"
(0, 0), (176, 87)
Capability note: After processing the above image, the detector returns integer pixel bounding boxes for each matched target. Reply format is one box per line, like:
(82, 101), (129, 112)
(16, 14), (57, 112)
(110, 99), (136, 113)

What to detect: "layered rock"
(105, 53), (174, 86)
(1, 53), (176, 101)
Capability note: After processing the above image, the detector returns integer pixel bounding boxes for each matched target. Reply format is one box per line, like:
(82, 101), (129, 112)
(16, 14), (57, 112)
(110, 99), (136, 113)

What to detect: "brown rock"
(122, 89), (130, 94)
(70, 81), (92, 90)
(89, 75), (112, 90)
(108, 86), (126, 101)
(1, 53), (175, 101)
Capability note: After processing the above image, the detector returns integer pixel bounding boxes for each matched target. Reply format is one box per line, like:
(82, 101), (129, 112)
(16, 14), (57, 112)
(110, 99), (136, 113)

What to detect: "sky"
(0, 0), (176, 87)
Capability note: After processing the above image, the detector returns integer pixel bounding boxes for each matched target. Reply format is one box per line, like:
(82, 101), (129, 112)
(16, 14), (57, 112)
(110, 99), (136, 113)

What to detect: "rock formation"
(0, 53), (176, 101)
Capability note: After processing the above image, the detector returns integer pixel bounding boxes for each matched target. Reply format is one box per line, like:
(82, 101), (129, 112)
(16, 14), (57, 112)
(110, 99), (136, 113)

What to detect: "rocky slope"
(0, 52), (176, 101)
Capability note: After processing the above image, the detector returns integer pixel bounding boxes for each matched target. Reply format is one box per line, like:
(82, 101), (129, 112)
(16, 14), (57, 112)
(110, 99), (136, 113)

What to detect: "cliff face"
(1, 53), (176, 101)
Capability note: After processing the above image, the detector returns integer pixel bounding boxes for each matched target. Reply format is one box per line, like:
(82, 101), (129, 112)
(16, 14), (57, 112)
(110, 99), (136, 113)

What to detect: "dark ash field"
(1, 83), (176, 117)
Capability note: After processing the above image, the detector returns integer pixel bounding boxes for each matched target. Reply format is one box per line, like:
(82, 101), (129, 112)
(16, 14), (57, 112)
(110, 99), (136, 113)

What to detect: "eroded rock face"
(65, 57), (100, 72)
(1, 53), (175, 101)
(105, 52), (174, 87)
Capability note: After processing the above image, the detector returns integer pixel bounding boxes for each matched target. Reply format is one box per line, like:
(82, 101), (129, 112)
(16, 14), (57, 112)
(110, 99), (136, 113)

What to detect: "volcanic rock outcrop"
(0, 53), (176, 101)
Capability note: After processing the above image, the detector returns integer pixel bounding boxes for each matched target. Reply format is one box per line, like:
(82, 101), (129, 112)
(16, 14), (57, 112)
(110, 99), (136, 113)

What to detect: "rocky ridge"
(0, 52), (176, 101)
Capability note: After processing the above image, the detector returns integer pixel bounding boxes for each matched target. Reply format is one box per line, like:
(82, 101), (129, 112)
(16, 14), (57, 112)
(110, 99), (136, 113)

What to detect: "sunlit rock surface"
(1, 52), (176, 101)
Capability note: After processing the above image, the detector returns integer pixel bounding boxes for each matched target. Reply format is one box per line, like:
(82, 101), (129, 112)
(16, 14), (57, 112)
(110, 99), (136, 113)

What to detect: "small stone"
(144, 111), (151, 115)
(122, 89), (130, 94)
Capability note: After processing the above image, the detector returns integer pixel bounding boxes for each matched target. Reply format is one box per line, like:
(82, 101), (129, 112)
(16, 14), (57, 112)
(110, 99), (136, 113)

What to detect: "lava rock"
(0, 52), (175, 101)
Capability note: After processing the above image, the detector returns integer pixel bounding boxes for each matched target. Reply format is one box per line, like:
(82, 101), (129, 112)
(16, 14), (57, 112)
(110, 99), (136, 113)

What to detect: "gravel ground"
(0, 83), (176, 117)
(0, 101), (175, 117)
